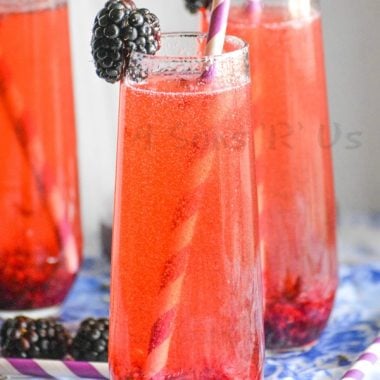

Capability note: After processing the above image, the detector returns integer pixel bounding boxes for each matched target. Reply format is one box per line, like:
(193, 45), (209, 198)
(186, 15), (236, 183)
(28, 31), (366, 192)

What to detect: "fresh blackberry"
(91, 1), (161, 83)
(184, 0), (212, 14)
(91, 0), (135, 83)
(0, 316), (70, 359)
(70, 318), (109, 362)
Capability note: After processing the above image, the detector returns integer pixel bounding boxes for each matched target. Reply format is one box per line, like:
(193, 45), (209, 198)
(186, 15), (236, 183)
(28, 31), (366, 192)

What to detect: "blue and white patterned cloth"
(59, 214), (380, 380)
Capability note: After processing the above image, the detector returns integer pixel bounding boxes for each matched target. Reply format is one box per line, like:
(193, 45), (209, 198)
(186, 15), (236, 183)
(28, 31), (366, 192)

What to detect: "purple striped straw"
(205, 0), (231, 56)
(341, 336), (380, 380)
(246, 0), (262, 12)
(201, 0), (231, 80)
(0, 358), (109, 379)
(142, 2), (231, 379)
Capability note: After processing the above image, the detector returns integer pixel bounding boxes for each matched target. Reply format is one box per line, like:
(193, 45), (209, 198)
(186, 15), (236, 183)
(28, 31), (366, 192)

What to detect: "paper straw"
(0, 56), (80, 274)
(205, 0), (231, 55)
(245, 0), (262, 22)
(246, 0), (262, 11)
(143, 150), (215, 379)
(143, 4), (231, 378)
(341, 336), (380, 380)
(0, 358), (109, 379)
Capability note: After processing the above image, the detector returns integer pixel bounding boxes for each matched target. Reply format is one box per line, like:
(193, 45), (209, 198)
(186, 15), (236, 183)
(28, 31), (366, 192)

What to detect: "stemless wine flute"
(0, 0), (82, 316)
(109, 33), (264, 379)
(211, 0), (337, 351)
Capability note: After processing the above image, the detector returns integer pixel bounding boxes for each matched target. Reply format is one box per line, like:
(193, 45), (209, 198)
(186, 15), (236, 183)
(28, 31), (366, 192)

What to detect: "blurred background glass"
(0, 0), (82, 315)
(68, 0), (380, 255)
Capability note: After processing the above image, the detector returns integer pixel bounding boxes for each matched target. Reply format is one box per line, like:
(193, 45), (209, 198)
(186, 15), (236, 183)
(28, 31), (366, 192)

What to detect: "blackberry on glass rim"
(91, 0), (161, 83)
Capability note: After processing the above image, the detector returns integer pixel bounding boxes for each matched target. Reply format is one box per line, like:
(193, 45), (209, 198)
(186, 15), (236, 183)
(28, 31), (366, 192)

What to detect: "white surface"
(67, 0), (380, 253)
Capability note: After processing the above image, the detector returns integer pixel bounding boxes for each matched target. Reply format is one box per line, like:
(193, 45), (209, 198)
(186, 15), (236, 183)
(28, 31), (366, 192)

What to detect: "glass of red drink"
(109, 33), (264, 379)
(0, 0), (82, 316)
(204, 0), (337, 351)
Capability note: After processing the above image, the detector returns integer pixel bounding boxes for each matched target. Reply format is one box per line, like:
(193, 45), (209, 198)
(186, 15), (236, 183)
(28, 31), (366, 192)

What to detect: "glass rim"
(130, 32), (249, 64)
(0, 0), (66, 12)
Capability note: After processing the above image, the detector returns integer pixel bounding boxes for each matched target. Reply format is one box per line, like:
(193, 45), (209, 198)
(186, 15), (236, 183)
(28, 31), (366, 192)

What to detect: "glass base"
(0, 305), (61, 319)
(266, 339), (318, 355)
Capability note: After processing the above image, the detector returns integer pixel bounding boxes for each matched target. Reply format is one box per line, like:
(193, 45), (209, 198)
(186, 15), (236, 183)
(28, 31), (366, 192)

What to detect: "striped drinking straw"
(0, 358), (109, 379)
(143, 1), (231, 378)
(204, 0), (231, 55)
(341, 336), (380, 380)
(246, 0), (262, 11)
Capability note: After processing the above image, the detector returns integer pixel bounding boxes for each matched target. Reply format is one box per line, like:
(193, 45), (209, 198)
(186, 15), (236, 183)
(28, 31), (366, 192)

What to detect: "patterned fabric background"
(2, 213), (380, 379)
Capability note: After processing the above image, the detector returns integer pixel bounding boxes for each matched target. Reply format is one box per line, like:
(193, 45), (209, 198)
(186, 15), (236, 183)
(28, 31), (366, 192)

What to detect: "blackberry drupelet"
(0, 316), (70, 359)
(70, 318), (109, 362)
(125, 8), (161, 54)
(91, 0), (161, 83)
(184, 0), (211, 14)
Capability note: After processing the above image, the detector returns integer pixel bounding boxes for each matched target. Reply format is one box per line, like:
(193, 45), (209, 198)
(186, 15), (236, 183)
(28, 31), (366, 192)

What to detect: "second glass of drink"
(203, 0), (338, 351)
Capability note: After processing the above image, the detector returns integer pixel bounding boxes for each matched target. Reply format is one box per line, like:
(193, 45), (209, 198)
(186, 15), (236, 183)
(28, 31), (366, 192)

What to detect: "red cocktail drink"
(110, 34), (264, 379)
(224, 1), (337, 350)
(0, 0), (82, 315)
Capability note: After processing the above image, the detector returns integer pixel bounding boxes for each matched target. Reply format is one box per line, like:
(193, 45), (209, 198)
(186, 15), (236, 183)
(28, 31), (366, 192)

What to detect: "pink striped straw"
(143, 2), (231, 378)
(0, 358), (109, 379)
(245, 0), (262, 22)
(246, 0), (262, 11)
(341, 336), (380, 380)
(143, 150), (215, 379)
(205, 0), (231, 55)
